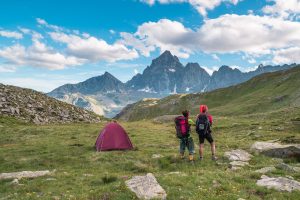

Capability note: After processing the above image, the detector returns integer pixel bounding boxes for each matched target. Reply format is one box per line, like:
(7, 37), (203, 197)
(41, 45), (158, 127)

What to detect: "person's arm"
(195, 117), (199, 133)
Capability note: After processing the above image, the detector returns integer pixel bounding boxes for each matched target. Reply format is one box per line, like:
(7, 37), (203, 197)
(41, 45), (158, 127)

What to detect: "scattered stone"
(224, 149), (252, 170)
(255, 166), (276, 174)
(224, 149), (252, 162)
(276, 163), (300, 173)
(237, 198), (246, 200)
(256, 175), (300, 192)
(46, 178), (57, 181)
(152, 154), (163, 159)
(212, 180), (221, 188)
(0, 170), (51, 180)
(166, 171), (187, 176)
(251, 141), (300, 158)
(83, 173), (94, 177)
(0, 84), (101, 124)
(125, 173), (167, 200)
(229, 161), (249, 170)
(10, 178), (19, 185)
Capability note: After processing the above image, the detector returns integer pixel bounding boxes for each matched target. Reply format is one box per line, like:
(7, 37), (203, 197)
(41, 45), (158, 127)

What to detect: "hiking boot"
(189, 155), (194, 162)
(180, 153), (185, 159)
(199, 157), (203, 161)
(211, 155), (218, 161)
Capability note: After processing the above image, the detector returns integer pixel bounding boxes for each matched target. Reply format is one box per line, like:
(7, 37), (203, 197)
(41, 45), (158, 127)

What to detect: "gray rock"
(224, 149), (252, 162)
(251, 141), (300, 158)
(152, 154), (163, 159)
(0, 170), (51, 180)
(276, 163), (300, 173)
(255, 166), (276, 174)
(125, 173), (167, 200)
(257, 175), (300, 192)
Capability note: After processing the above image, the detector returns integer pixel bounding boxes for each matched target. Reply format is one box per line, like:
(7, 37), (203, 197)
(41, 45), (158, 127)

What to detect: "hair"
(182, 110), (189, 117)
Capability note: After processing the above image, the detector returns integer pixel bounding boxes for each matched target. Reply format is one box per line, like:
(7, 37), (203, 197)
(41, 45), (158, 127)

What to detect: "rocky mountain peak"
(151, 50), (180, 68)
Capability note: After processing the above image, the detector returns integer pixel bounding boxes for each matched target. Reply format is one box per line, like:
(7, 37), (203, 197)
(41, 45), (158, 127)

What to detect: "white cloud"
(0, 35), (84, 70)
(141, 0), (241, 16)
(263, 0), (300, 20)
(0, 30), (23, 39)
(0, 64), (16, 73)
(272, 47), (300, 64)
(121, 15), (300, 59)
(247, 58), (256, 64)
(36, 18), (64, 32)
(49, 32), (139, 62)
(120, 19), (193, 58)
(134, 69), (139, 74)
(109, 29), (116, 34)
(211, 54), (220, 61)
(1, 77), (79, 93)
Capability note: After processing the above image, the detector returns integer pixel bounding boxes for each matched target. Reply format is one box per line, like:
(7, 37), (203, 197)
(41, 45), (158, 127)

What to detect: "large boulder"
(257, 175), (300, 192)
(251, 142), (300, 158)
(125, 173), (167, 200)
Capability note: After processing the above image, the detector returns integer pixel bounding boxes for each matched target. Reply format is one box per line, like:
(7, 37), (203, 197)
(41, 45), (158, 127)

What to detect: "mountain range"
(48, 50), (296, 117)
(116, 66), (300, 121)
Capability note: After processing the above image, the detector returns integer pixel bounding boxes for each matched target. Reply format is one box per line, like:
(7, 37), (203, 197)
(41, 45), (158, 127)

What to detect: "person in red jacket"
(195, 105), (217, 161)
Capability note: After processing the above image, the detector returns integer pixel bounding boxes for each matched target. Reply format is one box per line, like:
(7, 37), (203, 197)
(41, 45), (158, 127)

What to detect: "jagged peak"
(154, 50), (179, 63)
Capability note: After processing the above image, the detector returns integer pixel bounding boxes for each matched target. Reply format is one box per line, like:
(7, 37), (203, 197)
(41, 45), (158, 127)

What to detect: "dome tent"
(95, 122), (133, 151)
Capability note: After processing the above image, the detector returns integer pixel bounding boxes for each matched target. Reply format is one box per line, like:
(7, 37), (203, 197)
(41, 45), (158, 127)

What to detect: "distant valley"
(47, 50), (296, 117)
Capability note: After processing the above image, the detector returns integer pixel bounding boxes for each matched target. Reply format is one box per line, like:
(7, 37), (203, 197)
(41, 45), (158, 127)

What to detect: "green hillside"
(116, 66), (300, 121)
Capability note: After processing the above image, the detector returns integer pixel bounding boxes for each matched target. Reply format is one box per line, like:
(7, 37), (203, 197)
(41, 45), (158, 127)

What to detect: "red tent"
(95, 122), (133, 151)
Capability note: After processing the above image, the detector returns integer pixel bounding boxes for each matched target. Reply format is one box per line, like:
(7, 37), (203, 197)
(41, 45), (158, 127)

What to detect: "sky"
(0, 0), (300, 92)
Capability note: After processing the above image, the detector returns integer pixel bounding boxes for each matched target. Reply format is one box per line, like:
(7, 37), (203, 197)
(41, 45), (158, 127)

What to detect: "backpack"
(174, 116), (189, 138)
(196, 114), (210, 135)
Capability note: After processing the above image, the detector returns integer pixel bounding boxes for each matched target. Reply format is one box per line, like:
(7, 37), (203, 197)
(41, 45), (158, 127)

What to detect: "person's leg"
(179, 138), (185, 159)
(199, 134), (205, 160)
(207, 133), (217, 160)
(188, 137), (195, 161)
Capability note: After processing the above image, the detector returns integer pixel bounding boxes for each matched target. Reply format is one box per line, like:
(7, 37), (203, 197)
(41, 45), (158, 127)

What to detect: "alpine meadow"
(1, 1), (300, 200)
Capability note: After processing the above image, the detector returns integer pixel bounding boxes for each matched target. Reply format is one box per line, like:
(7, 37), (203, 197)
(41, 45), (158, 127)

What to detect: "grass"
(0, 106), (300, 200)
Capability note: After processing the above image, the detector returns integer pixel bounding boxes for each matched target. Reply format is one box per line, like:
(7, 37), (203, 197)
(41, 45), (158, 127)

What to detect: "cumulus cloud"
(120, 15), (300, 62)
(0, 35), (84, 70)
(0, 30), (23, 39)
(272, 47), (300, 64)
(263, 0), (300, 20)
(141, 0), (241, 16)
(49, 32), (138, 62)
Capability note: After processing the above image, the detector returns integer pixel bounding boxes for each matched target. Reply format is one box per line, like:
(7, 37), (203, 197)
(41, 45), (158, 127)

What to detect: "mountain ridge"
(115, 66), (300, 121)
(48, 50), (297, 117)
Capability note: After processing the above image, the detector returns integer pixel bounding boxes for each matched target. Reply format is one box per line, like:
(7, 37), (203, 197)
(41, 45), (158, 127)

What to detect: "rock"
(0, 170), (51, 180)
(255, 166), (276, 174)
(251, 141), (300, 158)
(230, 161), (249, 167)
(256, 175), (300, 192)
(276, 163), (300, 173)
(224, 149), (252, 162)
(125, 173), (167, 200)
(212, 180), (221, 188)
(166, 171), (187, 176)
(10, 178), (19, 185)
(152, 154), (163, 159)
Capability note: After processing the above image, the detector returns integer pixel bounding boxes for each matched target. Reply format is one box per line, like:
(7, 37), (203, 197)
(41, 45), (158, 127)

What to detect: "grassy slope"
(116, 66), (300, 121)
(0, 108), (300, 199)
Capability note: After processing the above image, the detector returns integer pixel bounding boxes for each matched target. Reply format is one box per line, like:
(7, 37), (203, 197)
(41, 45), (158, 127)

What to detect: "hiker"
(175, 110), (195, 161)
(196, 105), (217, 160)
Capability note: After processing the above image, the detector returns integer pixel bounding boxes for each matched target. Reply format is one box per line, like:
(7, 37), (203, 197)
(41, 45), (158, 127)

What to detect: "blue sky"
(0, 0), (300, 92)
